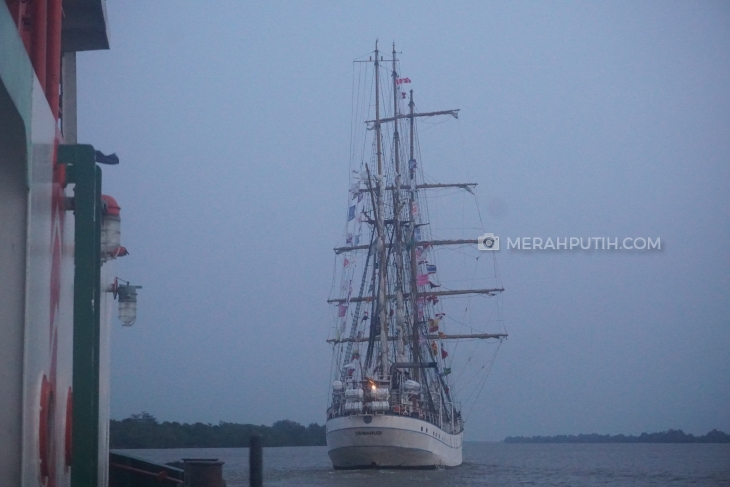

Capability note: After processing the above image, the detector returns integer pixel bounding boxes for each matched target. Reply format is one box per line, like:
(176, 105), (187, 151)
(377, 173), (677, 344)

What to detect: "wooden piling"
(249, 435), (263, 487)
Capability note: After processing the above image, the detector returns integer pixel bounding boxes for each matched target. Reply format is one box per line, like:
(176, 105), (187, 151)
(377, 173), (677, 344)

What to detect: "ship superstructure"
(1, 2), (139, 485)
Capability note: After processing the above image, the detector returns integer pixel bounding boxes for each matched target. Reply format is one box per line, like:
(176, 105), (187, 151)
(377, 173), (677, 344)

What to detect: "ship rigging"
(325, 41), (507, 469)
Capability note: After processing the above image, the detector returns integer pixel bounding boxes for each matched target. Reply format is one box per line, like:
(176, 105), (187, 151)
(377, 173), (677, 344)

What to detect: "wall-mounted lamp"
(101, 195), (129, 261)
(107, 278), (142, 326)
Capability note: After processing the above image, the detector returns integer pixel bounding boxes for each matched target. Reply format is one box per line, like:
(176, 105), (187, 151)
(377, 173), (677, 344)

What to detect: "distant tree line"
(110, 412), (326, 449)
(504, 429), (730, 444)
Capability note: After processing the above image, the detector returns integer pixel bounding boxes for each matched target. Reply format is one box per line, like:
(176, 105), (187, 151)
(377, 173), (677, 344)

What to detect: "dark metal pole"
(60, 144), (102, 487)
(249, 434), (263, 487)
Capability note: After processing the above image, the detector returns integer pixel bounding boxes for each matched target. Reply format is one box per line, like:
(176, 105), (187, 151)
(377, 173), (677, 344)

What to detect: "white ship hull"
(326, 414), (463, 469)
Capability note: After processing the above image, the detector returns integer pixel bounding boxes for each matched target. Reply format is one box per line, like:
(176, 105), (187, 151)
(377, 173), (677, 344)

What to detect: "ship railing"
(329, 386), (450, 428)
(441, 401), (462, 434)
(385, 391), (443, 426)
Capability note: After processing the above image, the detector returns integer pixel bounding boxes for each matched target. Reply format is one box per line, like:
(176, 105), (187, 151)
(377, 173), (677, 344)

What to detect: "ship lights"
(108, 278), (142, 326)
(100, 195), (122, 260)
(117, 284), (140, 326)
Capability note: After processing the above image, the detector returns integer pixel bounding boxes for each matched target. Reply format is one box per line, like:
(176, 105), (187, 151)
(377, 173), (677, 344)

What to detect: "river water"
(120, 442), (730, 486)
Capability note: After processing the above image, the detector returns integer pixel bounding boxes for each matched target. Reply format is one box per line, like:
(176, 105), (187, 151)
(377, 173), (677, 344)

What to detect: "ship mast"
(335, 44), (505, 385)
(374, 41), (389, 380)
(391, 43), (407, 365)
(408, 89), (422, 381)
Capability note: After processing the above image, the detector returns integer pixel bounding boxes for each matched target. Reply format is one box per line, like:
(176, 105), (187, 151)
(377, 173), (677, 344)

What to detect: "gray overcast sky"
(79, 1), (729, 441)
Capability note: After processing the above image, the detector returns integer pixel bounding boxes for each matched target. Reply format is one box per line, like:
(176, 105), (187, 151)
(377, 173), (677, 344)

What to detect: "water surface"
(120, 442), (730, 486)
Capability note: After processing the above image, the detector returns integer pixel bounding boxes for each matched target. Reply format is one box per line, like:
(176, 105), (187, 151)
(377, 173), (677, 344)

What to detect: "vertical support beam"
(30, 0), (47, 88)
(5, 0), (32, 57)
(59, 144), (102, 487)
(61, 52), (77, 143)
(92, 166), (102, 478)
(46, 0), (62, 119)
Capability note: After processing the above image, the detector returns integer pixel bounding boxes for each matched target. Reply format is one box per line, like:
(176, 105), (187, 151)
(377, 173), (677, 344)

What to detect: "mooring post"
(250, 434), (263, 487)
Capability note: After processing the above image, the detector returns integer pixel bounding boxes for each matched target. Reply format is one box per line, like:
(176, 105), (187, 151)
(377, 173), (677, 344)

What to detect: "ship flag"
(428, 318), (441, 333)
(95, 150), (119, 165)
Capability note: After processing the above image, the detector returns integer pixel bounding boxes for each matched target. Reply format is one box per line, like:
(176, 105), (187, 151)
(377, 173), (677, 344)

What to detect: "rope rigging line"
(465, 339), (503, 421)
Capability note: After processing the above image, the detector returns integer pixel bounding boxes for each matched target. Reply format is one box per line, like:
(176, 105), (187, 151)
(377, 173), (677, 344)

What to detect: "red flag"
(401, 92), (407, 99)
(396, 77), (411, 85)
(441, 346), (448, 359)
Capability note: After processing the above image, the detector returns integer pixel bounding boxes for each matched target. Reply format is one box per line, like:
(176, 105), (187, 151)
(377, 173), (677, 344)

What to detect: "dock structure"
(0, 2), (144, 486)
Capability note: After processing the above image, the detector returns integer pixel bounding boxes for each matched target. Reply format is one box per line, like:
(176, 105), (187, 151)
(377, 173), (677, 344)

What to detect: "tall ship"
(325, 42), (508, 469)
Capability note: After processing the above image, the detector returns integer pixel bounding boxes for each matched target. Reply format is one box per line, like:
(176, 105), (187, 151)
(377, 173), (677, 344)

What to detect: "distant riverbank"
(110, 412), (325, 448)
(505, 429), (730, 443)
